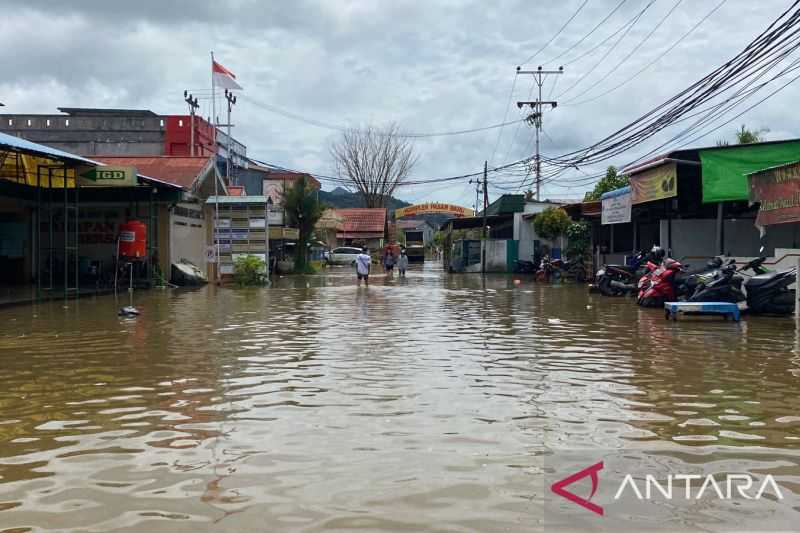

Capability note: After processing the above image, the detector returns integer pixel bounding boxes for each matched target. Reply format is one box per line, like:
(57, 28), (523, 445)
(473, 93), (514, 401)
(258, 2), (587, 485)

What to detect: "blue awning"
(0, 131), (99, 165)
(600, 186), (631, 200)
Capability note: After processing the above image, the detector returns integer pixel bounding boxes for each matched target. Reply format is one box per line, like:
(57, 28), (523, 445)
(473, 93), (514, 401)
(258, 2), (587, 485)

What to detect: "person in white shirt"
(355, 248), (371, 286)
(398, 249), (409, 277)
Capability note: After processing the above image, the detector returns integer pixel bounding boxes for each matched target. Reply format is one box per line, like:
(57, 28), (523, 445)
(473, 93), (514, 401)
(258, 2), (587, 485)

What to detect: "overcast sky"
(2, 0), (798, 207)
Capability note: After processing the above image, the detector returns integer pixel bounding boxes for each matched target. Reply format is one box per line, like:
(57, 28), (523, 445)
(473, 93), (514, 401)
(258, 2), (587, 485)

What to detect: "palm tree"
(282, 175), (326, 273)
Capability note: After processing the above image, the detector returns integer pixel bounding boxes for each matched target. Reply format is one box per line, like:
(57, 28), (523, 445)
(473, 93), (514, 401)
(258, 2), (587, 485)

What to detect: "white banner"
(601, 187), (632, 225)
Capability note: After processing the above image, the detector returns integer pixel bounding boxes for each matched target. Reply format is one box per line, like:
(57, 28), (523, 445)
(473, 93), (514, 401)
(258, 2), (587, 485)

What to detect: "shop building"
(0, 132), (183, 305)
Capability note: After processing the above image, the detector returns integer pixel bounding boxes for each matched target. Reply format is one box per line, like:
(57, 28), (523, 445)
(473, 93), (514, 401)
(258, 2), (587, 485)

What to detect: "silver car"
(326, 246), (363, 266)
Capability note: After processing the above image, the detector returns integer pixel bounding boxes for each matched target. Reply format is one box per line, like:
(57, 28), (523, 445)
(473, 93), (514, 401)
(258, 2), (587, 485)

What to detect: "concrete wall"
(0, 114), (165, 156)
(483, 239), (509, 272)
(513, 213), (558, 262)
(660, 218), (800, 262)
(169, 201), (207, 269)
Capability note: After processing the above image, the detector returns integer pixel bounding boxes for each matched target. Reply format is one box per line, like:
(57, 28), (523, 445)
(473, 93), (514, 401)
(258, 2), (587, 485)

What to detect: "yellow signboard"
(395, 202), (474, 219)
(630, 162), (677, 204)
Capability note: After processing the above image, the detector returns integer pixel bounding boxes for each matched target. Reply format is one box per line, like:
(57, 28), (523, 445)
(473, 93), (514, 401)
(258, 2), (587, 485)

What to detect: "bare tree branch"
(329, 123), (418, 208)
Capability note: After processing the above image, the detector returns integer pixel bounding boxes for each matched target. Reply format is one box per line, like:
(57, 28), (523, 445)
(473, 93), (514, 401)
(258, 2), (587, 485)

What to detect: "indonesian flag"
(212, 60), (242, 91)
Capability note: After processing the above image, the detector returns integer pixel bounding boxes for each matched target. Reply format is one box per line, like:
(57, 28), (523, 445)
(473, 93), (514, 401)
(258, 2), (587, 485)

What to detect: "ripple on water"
(0, 267), (798, 530)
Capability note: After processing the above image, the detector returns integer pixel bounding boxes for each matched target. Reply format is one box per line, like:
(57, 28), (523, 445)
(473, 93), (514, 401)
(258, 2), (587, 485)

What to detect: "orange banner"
(395, 202), (474, 219)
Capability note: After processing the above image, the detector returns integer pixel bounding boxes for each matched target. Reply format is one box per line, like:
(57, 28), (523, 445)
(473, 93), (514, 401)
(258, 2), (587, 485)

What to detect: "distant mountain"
(318, 188), (411, 212)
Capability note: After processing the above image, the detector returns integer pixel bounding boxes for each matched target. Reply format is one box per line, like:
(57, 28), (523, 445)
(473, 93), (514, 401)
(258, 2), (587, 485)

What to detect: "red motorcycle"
(638, 258), (684, 308)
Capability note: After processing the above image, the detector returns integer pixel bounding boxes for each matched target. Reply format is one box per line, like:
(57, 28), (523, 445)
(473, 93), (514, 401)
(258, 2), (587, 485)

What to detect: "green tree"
(533, 207), (572, 241)
(716, 124), (769, 146)
(565, 220), (591, 260)
(233, 255), (266, 287)
(583, 166), (630, 201)
(282, 175), (326, 273)
(735, 124), (768, 144)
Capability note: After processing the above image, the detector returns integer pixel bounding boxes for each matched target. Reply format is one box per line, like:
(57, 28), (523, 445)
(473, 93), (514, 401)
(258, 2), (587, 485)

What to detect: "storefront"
(0, 132), (182, 305)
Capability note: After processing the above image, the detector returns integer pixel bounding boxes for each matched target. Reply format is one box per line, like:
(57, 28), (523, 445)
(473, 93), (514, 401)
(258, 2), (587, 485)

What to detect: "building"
(335, 208), (388, 251)
(0, 107), (246, 174)
(395, 219), (435, 247)
(91, 156), (225, 282)
(316, 209), (345, 249)
(575, 138), (800, 273)
(0, 131), (184, 305)
(206, 196), (300, 278)
(513, 199), (572, 263)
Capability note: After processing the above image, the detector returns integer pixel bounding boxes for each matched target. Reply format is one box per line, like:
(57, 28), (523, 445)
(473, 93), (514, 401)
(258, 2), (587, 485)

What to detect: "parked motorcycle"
(597, 250), (648, 296)
(637, 257), (685, 307)
(685, 260), (746, 303)
(536, 255), (558, 282)
(513, 257), (538, 274)
(739, 257), (797, 315)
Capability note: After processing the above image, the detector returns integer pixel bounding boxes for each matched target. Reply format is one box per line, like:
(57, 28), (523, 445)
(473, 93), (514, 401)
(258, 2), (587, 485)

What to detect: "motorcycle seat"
(747, 272), (780, 288)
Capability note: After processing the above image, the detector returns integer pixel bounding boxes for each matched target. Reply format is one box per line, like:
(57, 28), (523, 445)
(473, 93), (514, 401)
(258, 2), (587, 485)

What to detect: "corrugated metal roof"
(93, 156), (213, 189)
(0, 131), (98, 165)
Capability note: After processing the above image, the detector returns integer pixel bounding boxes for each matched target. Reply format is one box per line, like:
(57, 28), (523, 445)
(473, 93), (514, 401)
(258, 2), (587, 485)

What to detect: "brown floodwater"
(0, 262), (799, 532)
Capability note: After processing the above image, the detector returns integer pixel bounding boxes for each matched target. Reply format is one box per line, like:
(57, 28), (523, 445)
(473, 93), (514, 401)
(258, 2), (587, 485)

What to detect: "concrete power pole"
(516, 65), (563, 201)
(224, 89), (237, 185)
(183, 91), (199, 156)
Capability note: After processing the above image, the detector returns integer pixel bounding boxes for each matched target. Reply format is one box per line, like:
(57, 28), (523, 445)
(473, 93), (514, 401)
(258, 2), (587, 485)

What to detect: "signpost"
(395, 202), (475, 219)
(601, 186), (632, 225)
(78, 165), (137, 187)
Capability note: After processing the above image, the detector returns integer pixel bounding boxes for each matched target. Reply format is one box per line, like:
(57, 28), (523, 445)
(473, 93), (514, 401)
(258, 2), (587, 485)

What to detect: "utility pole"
(224, 88), (237, 185)
(468, 177), (482, 214)
(482, 160), (488, 274)
(517, 65), (563, 201)
(183, 91), (199, 156)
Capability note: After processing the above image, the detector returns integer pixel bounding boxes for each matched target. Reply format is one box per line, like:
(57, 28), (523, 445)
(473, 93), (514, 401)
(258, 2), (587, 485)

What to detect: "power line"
(557, 0), (657, 99)
(542, 0), (629, 65)
(565, 0), (728, 106)
(232, 93), (526, 138)
(520, 0), (591, 65)
(561, 0), (685, 104)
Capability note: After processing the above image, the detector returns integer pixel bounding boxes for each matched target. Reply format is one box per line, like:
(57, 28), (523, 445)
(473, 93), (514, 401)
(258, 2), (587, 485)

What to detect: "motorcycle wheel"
(638, 296), (662, 308)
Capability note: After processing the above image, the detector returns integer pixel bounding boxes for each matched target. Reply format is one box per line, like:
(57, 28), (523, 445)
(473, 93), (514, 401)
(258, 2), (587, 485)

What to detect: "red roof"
(93, 156), (213, 189)
(336, 208), (387, 234)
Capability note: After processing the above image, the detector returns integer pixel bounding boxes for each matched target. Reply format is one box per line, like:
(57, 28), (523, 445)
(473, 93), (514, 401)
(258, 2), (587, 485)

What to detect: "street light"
(265, 196), (273, 286)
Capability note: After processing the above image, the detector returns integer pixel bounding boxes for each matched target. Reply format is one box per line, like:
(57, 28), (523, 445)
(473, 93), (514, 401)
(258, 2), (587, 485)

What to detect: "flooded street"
(1, 262), (800, 532)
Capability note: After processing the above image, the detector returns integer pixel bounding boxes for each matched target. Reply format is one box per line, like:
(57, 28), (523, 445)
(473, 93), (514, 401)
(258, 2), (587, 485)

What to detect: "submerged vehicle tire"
(598, 275), (616, 296)
(638, 296), (663, 308)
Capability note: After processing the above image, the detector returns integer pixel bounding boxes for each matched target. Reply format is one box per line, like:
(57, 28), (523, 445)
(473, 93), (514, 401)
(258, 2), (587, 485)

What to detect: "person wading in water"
(356, 247), (371, 286)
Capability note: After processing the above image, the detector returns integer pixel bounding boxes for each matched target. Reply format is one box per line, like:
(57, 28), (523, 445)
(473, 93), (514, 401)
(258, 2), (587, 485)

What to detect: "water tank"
(119, 220), (147, 258)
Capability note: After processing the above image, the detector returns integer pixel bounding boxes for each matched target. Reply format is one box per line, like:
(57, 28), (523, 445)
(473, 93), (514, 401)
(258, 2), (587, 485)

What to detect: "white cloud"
(1, 0), (797, 205)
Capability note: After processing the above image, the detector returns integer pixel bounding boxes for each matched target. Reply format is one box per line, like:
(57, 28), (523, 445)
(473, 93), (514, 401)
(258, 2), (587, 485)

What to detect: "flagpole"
(211, 50), (220, 284)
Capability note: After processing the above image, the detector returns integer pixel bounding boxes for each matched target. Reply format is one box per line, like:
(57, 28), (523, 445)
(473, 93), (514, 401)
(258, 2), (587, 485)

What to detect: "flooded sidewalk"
(0, 262), (799, 532)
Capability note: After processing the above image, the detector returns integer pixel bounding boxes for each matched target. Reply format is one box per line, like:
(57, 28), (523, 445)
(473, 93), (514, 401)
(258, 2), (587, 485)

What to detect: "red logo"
(550, 461), (604, 516)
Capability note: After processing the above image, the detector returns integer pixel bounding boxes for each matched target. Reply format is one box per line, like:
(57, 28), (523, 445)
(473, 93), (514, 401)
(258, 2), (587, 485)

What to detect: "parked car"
(326, 247), (363, 266)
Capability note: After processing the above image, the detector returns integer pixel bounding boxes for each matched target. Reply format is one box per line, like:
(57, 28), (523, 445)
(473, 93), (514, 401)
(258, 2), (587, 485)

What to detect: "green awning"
(700, 141), (800, 203)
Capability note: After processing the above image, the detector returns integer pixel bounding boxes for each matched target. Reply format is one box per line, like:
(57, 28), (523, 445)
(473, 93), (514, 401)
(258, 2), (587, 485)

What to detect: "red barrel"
(119, 220), (147, 258)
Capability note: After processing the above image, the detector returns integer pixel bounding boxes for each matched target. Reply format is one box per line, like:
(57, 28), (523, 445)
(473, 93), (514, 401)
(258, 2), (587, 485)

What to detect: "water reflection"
(0, 262), (798, 530)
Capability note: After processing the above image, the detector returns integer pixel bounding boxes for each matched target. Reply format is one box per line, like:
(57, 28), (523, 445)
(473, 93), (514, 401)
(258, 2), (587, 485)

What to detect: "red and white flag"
(212, 60), (242, 91)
